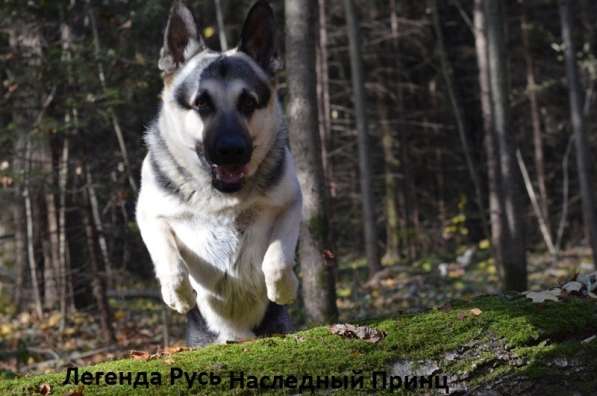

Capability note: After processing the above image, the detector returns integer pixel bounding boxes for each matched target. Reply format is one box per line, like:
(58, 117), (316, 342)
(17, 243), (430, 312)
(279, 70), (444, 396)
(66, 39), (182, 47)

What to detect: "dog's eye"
(238, 92), (257, 116)
(193, 93), (213, 114)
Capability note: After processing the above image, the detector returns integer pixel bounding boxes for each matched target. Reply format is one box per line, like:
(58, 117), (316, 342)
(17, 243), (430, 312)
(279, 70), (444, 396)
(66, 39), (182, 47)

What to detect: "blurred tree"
(559, 0), (597, 269)
(285, 0), (338, 324)
(485, 0), (527, 291)
(343, 0), (380, 277)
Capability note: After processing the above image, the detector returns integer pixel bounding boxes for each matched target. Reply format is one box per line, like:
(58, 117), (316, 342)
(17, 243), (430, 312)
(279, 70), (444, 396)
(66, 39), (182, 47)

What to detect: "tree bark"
(485, 0), (528, 291)
(8, 18), (46, 316)
(559, 0), (597, 268)
(58, 20), (75, 330)
(474, 0), (504, 279)
(86, 167), (114, 285)
(44, 174), (61, 309)
(82, 171), (115, 343)
(213, 0), (228, 51)
(379, 99), (401, 265)
(521, 3), (550, 233)
(316, 0), (332, 186)
(24, 186), (43, 317)
(379, 0), (401, 265)
(285, 0), (338, 324)
(343, 0), (381, 276)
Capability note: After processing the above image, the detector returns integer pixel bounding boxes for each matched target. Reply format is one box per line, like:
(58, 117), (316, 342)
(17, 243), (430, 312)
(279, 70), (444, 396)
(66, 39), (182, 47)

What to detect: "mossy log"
(2, 295), (596, 395)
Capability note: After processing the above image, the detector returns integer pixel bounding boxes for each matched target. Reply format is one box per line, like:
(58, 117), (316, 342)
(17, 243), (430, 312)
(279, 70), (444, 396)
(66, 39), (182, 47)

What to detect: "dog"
(135, 0), (302, 345)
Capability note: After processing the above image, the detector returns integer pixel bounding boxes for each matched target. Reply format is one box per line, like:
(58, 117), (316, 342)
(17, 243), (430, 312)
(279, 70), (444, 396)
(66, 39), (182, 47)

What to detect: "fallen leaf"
(329, 324), (386, 343)
(129, 350), (151, 361)
(39, 383), (51, 395)
(469, 308), (482, 316)
(562, 281), (583, 293)
(524, 290), (559, 303)
(582, 335), (596, 344)
(164, 346), (187, 354)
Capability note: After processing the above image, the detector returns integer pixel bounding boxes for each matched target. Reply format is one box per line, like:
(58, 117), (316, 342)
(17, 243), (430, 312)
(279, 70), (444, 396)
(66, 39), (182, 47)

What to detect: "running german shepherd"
(136, 0), (302, 345)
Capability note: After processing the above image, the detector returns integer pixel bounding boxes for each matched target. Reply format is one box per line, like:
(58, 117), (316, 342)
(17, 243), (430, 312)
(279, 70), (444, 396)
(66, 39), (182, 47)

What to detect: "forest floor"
(0, 245), (594, 379)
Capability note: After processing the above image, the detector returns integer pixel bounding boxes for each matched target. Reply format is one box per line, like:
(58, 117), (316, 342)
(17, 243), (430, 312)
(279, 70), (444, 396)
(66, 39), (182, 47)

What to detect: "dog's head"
(158, 0), (280, 194)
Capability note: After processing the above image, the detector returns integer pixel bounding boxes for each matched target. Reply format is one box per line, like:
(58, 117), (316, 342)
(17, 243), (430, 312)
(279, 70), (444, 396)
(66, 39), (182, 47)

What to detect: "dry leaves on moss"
(329, 324), (386, 343)
(523, 289), (561, 303)
(129, 346), (189, 362)
(522, 271), (597, 303)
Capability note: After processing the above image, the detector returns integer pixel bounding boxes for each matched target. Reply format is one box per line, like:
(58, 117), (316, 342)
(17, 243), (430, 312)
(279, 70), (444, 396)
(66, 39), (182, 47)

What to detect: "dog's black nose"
(213, 135), (252, 165)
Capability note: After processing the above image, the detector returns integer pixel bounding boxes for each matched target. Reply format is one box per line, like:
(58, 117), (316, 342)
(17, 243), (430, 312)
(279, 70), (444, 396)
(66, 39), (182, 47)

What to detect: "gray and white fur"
(136, 0), (302, 344)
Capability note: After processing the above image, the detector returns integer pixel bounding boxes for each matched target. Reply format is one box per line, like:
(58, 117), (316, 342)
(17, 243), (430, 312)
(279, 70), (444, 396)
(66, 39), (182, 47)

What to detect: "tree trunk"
(379, 99), (401, 265)
(24, 186), (43, 317)
(430, 0), (489, 241)
(474, 0), (505, 281)
(12, 203), (27, 311)
(8, 18), (45, 316)
(285, 0), (338, 324)
(82, 171), (115, 343)
(58, 21), (75, 330)
(213, 0), (228, 51)
(316, 0), (331, 187)
(44, 175), (61, 309)
(378, 0), (401, 265)
(86, 167), (114, 285)
(521, 3), (550, 232)
(343, 0), (381, 276)
(485, 0), (527, 291)
(559, 0), (597, 268)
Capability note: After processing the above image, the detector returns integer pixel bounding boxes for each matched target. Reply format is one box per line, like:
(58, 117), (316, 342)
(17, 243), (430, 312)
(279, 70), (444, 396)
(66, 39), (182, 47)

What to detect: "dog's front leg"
(137, 210), (196, 314)
(262, 195), (302, 305)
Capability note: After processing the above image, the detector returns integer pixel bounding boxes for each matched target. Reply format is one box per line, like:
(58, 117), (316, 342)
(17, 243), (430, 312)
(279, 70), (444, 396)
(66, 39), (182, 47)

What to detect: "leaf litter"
(329, 324), (386, 343)
(523, 271), (597, 303)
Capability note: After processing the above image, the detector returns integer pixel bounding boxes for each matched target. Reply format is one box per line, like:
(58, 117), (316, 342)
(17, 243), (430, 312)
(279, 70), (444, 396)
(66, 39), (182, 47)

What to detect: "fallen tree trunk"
(2, 295), (596, 395)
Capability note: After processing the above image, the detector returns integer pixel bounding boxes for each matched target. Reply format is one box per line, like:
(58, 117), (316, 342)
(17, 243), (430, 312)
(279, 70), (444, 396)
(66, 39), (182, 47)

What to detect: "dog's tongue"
(214, 165), (246, 184)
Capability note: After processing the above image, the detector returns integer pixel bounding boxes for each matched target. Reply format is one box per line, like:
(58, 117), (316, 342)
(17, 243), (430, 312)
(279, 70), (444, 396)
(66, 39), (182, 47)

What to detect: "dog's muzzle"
(206, 134), (253, 193)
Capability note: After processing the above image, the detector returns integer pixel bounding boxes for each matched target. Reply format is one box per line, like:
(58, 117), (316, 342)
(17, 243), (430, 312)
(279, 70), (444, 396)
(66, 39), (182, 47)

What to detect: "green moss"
(2, 295), (596, 395)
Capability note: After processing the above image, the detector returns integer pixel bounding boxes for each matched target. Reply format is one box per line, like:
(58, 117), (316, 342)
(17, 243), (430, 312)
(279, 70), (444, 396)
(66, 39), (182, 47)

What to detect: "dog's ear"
(238, 1), (279, 75)
(158, 1), (205, 75)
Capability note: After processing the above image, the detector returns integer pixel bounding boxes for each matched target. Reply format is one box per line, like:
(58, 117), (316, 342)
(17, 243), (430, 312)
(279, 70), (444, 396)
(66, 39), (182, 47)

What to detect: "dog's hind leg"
(253, 302), (293, 337)
(186, 306), (218, 347)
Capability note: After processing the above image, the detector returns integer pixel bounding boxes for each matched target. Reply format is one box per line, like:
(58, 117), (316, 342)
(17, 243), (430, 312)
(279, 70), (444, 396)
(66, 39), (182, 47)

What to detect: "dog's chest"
(170, 207), (275, 276)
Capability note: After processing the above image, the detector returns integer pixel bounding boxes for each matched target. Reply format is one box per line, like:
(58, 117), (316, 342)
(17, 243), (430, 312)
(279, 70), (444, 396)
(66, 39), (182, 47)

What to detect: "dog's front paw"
(160, 273), (197, 314)
(264, 268), (298, 305)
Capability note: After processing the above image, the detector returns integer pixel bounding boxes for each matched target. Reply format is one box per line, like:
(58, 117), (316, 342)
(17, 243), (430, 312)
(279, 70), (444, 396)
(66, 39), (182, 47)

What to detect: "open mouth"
(211, 164), (248, 193)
